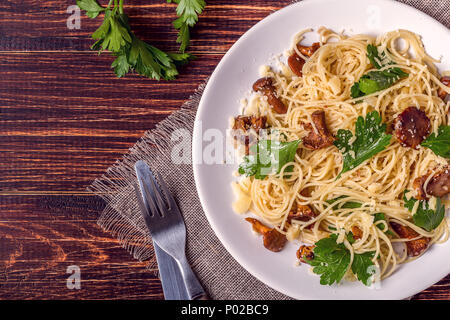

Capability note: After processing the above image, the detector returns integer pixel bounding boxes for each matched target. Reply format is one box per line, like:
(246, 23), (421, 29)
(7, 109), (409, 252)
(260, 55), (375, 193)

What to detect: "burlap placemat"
(88, 0), (450, 300)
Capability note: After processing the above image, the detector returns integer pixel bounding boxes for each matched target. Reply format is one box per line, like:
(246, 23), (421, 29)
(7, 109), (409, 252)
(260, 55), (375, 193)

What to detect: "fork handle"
(176, 255), (208, 300)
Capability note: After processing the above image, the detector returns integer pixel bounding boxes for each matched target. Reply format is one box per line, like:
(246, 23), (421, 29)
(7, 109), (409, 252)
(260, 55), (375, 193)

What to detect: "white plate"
(193, 0), (450, 299)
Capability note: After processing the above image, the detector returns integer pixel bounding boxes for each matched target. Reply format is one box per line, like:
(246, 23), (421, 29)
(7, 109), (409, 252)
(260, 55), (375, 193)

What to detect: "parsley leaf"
(76, 0), (105, 18)
(334, 111), (392, 178)
(77, 1), (194, 80)
(351, 251), (376, 286)
(304, 234), (351, 286)
(168, 0), (206, 52)
(351, 45), (408, 98)
(403, 191), (446, 232)
(304, 234), (377, 286)
(360, 68), (408, 93)
(367, 44), (383, 69)
(373, 213), (395, 236)
(366, 44), (393, 69)
(92, 12), (132, 53)
(128, 36), (191, 80)
(238, 140), (301, 180)
(346, 232), (356, 244)
(351, 68), (408, 98)
(350, 83), (365, 99)
(111, 52), (131, 78)
(421, 125), (450, 158)
(167, 52), (195, 67)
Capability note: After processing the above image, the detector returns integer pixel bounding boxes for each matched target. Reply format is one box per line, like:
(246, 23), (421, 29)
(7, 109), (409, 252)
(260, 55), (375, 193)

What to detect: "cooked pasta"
(231, 28), (450, 285)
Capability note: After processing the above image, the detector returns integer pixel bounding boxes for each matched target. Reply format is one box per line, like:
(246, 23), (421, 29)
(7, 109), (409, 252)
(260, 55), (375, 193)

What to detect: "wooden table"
(0, 0), (448, 300)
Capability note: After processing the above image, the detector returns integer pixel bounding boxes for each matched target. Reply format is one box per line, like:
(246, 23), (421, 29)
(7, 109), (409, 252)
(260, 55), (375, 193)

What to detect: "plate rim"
(193, 0), (450, 300)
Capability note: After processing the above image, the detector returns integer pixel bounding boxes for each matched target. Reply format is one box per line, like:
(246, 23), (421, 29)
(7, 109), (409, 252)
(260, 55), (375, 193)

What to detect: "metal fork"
(134, 160), (207, 300)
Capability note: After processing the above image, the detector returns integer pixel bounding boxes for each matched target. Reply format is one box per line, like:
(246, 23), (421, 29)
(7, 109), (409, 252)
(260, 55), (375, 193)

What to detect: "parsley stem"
(107, 0), (113, 10)
(119, 0), (124, 14)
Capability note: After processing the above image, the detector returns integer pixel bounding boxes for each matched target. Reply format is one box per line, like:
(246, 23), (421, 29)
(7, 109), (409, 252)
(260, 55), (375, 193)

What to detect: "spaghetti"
(231, 28), (450, 284)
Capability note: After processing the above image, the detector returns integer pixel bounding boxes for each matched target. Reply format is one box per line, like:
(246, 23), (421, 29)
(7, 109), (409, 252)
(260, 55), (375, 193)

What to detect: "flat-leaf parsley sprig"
(403, 191), (446, 232)
(351, 44), (409, 98)
(334, 111), (392, 178)
(238, 139), (301, 180)
(420, 125), (450, 159)
(303, 234), (376, 286)
(77, 0), (196, 80)
(168, 0), (206, 53)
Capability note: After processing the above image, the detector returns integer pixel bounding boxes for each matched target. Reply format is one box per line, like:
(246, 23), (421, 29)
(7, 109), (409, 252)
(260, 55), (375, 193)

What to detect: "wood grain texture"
(0, 0), (448, 300)
(0, 52), (219, 191)
(0, 194), (164, 300)
(0, 0), (286, 53)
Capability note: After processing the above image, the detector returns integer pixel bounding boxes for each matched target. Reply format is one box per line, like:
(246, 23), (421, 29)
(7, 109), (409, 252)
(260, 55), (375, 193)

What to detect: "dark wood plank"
(0, 0), (291, 52)
(413, 282), (450, 300)
(0, 194), (164, 300)
(0, 52), (220, 191)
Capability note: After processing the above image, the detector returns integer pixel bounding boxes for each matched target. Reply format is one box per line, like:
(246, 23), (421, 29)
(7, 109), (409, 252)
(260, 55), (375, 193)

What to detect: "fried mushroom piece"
(287, 42), (321, 77)
(302, 110), (335, 150)
(253, 77), (288, 114)
(288, 54), (305, 77)
(232, 115), (267, 154)
(413, 165), (450, 200)
(392, 106), (431, 149)
(437, 76), (450, 100)
(245, 217), (287, 252)
(297, 42), (321, 57)
(296, 245), (315, 263)
(245, 217), (271, 234)
(390, 222), (430, 257)
(233, 115), (267, 132)
(288, 202), (317, 223)
(263, 229), (288, 252)
(351, 226), (363, 240)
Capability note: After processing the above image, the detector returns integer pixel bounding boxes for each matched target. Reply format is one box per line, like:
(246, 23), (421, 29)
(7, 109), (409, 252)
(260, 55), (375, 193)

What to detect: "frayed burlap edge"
(88, 81), (207, 271)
